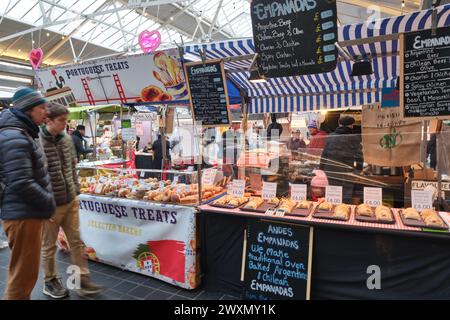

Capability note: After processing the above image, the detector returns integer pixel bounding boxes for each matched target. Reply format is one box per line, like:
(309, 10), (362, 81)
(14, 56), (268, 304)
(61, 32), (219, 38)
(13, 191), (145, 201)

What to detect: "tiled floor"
(0, 248), (239, 300)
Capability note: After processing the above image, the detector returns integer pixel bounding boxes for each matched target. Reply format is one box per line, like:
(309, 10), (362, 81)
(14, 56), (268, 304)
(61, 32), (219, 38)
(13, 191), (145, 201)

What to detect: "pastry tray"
(287, 202), (313, 217)
(355, 207), (396, 225)
(398, 210), (449, 231)
(210, 199), (249, 209)
(240, 201), (278, 213)
(312, 205), (350, 221)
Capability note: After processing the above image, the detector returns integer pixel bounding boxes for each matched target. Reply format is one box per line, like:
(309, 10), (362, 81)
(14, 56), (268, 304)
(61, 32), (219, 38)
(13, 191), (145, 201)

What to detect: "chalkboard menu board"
(251, 0), (338, 78)
(184, 60), (231, 127)
(243, 220), (313, 300)
(402, 26), (450, 119)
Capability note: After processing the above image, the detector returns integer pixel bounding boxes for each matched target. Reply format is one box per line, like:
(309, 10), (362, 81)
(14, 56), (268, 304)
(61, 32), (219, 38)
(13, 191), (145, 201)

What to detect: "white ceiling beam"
(44, 0), (111, 60)
(207, 0), (223, 40)
(0, 0), (196, 43)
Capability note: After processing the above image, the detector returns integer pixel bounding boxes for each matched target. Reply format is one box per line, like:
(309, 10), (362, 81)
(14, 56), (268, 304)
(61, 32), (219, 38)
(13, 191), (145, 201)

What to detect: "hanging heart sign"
(138, 30), (161, 53)
(29, 48), (44, 70)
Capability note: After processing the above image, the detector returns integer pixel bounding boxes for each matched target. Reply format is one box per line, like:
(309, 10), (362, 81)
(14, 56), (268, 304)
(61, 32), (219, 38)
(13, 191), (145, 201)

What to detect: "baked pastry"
(213, 195), (231, 206)
(318, 202), (333, 211)
(180, 195), (198, 204)
(403, 208), (421, 220)
(375, 206), (392, 221)
(245, 197), (264, 209)
(278, 199), (296, 213)
(268, 197), (280, 205)
(420, 209), (444, 228)
(296, 200), (311, 209)
(334, 204), (350, 219)
(357, 204), (374, 217)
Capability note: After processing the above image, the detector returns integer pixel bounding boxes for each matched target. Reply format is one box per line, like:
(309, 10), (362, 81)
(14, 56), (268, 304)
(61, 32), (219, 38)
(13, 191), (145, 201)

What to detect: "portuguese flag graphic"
(133, 240), (186, 283)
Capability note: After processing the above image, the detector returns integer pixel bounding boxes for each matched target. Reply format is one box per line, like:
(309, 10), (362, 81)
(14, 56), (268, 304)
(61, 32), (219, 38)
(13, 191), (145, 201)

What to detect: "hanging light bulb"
(46, 32), (50, 37)
(402, 0), (405, 8)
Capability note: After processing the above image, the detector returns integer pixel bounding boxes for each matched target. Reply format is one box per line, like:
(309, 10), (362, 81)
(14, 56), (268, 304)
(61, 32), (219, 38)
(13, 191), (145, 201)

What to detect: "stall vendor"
(72, 125), (93, 161)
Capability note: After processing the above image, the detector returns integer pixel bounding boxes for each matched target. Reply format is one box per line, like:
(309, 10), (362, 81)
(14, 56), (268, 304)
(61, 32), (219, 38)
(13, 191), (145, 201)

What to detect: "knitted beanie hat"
(311, 170), (329, 188)
(12, 87), (47, 112)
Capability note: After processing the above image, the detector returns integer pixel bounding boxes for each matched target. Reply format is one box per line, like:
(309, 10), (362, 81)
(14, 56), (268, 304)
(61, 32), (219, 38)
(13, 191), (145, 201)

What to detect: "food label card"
(291, 184), (307, 202)
(202, 169), (217, 186)
(232, 180), (246, 198)
(364, 187), (383, 207)
(262, 182), (277, 200)
(411, 190), (433, 211)
(326, 186), (343, 205)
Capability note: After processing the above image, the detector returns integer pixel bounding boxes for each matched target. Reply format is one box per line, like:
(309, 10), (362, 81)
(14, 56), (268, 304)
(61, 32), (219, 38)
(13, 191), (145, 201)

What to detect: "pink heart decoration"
(29, 48), (44, 70)
(138, 30), (161, 53)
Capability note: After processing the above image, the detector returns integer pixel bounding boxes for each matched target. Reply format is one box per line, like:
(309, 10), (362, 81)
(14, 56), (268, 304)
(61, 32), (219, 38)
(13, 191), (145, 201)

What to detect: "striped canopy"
(184, 4), (450, 114)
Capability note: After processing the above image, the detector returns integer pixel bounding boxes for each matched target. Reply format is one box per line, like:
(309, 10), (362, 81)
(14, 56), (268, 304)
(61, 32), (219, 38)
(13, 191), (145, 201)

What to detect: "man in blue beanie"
(0, 87), (56, 300)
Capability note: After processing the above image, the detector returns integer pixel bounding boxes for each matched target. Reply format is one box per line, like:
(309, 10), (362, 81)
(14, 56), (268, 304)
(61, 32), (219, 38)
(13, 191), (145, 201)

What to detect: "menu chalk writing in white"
(402, 26), (450, 119)
(244, 220), (312, 300)
(185, 60), (231, 126)
(251, 0), (338, 78)
(364, 187), (383, 207)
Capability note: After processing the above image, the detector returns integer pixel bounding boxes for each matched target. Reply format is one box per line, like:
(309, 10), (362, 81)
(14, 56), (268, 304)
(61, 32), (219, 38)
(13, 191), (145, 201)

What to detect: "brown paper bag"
(362, 104), (422, 166)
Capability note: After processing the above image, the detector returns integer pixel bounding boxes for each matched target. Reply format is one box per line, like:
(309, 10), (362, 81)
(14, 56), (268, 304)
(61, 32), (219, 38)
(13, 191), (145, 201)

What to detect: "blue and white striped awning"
(184, 4), (450, 114)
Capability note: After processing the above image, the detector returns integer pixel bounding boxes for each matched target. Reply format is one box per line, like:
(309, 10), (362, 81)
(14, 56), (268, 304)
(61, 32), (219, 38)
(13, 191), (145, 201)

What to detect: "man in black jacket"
(0, 87), (56, 300)
(320, 116), (363, 204)
(72, 125), (93, 161)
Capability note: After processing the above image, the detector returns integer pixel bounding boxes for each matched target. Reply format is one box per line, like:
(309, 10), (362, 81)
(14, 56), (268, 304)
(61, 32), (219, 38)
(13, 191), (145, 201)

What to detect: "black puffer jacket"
(0, 109), (55, 220)
(320, 126), (364, 174)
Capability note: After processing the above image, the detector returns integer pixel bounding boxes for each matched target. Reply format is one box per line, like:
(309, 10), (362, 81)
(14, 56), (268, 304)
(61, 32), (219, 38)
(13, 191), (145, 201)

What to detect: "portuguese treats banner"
(35, 48), (188, 105)
(78, 194), (198, 289)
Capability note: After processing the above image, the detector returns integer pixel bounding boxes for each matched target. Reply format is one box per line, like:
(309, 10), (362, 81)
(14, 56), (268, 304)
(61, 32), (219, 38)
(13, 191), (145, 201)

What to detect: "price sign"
(140, 170), (146, 178)
(291, 184), (307, 202)
(202, 169), (217, 186)
(325, 186), (342, 205)
(127, 179), (134, 188)
(262, 182), (277, 200)
(364, 187), (383, 207)
(411, 190), (433, 212)
(232, 180), (246, 198)
(172, 176), (179, 186)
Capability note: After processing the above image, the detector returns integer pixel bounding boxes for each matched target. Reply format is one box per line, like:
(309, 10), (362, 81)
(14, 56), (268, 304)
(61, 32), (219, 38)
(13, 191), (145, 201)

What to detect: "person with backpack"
(0, 87), (56, 300)
(40, 102), (104, 298)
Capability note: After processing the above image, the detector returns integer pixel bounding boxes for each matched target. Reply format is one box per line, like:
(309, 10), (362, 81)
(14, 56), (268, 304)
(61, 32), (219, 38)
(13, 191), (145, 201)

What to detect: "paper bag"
(362, 104), (422, 166)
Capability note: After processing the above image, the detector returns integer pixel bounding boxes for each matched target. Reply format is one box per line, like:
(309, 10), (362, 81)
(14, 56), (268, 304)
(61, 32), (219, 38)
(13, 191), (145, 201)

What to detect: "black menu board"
(184, 60), (231, 127)
(243, 220), (313, 300)
(251, 0), (338, 78)
(402, 26), (450, 119)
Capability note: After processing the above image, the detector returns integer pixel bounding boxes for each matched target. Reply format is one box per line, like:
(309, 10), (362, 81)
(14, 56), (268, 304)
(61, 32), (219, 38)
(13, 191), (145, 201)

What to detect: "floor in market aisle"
(0, 248), (238, 300)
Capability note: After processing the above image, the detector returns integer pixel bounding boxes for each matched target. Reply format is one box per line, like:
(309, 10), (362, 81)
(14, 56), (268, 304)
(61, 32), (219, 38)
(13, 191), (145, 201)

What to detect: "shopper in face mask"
(0, 87), (56, 300)
(39, 102), (104, 299)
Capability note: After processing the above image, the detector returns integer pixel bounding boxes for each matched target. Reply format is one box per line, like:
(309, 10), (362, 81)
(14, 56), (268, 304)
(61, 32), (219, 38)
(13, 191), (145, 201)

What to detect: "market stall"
(36, 48), (213, 290)
(184, 4), (450, 299)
